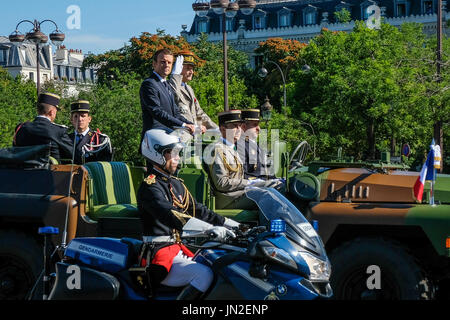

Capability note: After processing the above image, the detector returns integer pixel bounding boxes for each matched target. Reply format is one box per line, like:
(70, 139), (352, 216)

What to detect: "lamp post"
(258, 62), (309, 115)
(258, 60), (287, 114)
(435, 0), (444, 172)
(9, 19), (65, 96)
(193, 0), (256, 111)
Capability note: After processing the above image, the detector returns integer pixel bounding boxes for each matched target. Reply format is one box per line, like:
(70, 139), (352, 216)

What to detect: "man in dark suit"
(13, 92), (74, 162)
(68, 100), (113, 164)
(139, 48), (195, 151)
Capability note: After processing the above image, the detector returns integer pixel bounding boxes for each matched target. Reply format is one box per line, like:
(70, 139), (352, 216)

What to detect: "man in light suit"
(169, 50), (217, 134)
(204, 110), (282, 210)
(139, 48), (195, 152)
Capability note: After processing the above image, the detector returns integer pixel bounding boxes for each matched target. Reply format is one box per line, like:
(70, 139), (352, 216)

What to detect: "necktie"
(163, 81), (171, 95)
(76, 134), (82, 145)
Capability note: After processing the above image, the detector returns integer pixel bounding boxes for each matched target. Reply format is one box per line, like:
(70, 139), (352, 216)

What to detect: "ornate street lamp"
(258, 62), (310, 115)
(260, 96), (273, 122)
(9, 19), (65, 96)
(193, 0), (256, 111)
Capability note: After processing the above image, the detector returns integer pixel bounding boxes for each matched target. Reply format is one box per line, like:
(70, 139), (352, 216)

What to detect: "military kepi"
(178, 49), (195, 66)
(241, 109), (260, 121)
(38, 92), (61, 110)
(70, 100), (90, 113)
(218, 110), (242, 126)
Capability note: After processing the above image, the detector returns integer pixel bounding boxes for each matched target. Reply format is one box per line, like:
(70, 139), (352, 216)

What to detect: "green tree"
(334, 8), (352, 24)
(288, 22), (448, 167)
(76, 73), (144, 164)
(190, 33), (259, 118)
(0, 67), (37, 148)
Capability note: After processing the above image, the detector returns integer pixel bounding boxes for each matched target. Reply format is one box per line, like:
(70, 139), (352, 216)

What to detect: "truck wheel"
(0, 230), (43, 300)
(329, 237), (433, 300)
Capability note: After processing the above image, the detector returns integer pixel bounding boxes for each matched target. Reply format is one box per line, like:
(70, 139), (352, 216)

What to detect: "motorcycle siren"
(141, 129), (184, 166)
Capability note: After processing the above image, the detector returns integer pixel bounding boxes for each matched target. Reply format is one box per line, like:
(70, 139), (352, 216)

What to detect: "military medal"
(144, 174), (156, 185)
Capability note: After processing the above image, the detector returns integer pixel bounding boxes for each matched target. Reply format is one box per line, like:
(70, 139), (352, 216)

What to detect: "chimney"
(55, 46), (68, 63)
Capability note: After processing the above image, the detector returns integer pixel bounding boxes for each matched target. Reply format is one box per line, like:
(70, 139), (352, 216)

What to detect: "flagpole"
(430, 167), (436, 206)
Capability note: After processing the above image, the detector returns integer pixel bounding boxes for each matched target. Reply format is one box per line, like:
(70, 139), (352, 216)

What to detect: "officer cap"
(38, 92), (61, 110)
(218, 110), (242, 126)
(178, 49), (196, 66)
(70, 100), (90, 113)
(241, 109), (260, 122)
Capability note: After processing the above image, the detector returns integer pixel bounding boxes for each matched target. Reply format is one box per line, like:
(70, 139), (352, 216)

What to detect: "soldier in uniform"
(13, 92), (73, 162)
(169, 50), (217, 133)
(236, 109), (277, 180)
(68, 100), (113, 164)
(204, 110), (283, 210)
(137, 129), (239, 300)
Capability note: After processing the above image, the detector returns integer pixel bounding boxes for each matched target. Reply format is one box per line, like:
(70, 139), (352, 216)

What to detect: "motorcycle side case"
(64, 237), (131, 273)
(49, 262), (120, 300)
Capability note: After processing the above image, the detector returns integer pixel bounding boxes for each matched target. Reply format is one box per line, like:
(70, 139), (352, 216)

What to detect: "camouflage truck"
(289, 153), (450, 300)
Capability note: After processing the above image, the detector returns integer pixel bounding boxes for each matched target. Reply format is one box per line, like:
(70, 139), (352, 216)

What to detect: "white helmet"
(141, 129), (184, 166)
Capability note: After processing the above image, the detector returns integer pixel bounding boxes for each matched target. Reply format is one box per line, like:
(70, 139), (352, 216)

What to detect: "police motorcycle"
(44, 186), (332, 300)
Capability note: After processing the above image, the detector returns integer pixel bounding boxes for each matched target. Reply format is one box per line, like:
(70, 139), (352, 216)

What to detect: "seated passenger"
(204, 110), (283, 210)
(236, 109), (277, 180)
(69, 100), (113, 164)
(13, 92), (73, 162)
(137, 129), (239, 300)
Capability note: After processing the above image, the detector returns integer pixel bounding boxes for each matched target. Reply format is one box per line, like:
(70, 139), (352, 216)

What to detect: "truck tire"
(329, 237), (433, 300)
(0, 230), (43, 300)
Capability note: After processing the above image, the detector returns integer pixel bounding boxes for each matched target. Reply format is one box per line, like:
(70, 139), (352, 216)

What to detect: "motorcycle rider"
(137, 129), (240, 300)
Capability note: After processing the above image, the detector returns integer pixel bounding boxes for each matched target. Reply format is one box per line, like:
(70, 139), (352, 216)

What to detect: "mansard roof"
(188, 0), (439, 34)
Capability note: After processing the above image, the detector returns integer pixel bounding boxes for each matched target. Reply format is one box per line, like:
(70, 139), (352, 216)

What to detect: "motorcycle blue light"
(270, 219), (286, 233)
(38, 226), (59, 235)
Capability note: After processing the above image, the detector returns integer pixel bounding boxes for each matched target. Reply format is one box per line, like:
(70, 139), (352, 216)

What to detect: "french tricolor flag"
(413, 142), (441, 202)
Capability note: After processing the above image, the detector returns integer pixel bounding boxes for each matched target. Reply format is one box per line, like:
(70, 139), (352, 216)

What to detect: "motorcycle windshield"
(245, 187), (326, 258)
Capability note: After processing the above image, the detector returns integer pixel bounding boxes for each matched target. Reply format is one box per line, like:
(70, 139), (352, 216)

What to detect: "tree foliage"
(287, 22), (449, 168)
(0, 68), (37, 147)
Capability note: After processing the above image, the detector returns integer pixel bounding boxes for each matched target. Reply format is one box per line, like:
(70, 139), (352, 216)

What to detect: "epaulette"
(172, 176), (184, 183)
(52, 122), (68, 129)
(144, 174), (156, 185)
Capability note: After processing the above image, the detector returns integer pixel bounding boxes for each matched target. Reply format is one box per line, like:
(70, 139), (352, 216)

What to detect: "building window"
(278, 7), (293, 27)
(422, 0), (434, 14)
(395, 1), (410, 17)
(305, 12), (315, 25)
(361, 0), (377, 20)
(253, 10), (266, 29)
(226, 18), (234, 31)
(303, 5), (318, 25)
(0, 49), (6, 64)
(197, 19), (208, 33)
(29, 72), (34, 81)
(279, 13), (289, 27)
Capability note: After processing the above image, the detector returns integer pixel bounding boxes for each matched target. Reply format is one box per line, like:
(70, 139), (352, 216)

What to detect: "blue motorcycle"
(46, 187), (333, 300)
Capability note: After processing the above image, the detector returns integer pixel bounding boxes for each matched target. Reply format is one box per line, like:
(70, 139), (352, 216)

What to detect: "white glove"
(171, 55), (184, 75)
(248, 178), (264, 186)
(224, 218), (240, 229)
(206, 226), (236, 241)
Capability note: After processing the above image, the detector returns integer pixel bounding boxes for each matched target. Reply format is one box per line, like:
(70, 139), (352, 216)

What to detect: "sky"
(0, 0), (196, 54)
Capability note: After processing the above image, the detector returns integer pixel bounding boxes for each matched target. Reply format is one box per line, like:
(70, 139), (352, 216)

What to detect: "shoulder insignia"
(144, 174), (156, 185)
(52, 122), (68, 129)
(172, 176), (184, 183)
(88, 131), (93, 136)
